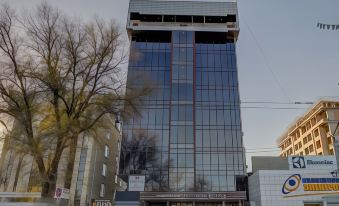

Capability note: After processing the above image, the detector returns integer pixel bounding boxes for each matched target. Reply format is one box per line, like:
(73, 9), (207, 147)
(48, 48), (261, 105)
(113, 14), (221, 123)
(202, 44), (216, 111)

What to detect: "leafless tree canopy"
(0, 2), (152, 198)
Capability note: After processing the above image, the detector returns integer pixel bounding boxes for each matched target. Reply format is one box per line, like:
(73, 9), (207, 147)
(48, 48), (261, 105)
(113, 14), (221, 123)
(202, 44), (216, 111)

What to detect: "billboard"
(282, 171), (339, 198)
(288, 155), (337, 170)
(128, 175), (145, 191)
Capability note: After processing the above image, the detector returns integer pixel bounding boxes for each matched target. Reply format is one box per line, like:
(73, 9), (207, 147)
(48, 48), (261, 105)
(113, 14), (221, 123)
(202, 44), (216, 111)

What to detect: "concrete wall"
(251, 156), (288, 173)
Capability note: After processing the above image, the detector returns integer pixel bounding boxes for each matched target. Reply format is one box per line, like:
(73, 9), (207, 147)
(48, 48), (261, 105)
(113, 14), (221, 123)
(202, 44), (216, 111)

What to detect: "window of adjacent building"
(318, 152), (323, 155)
(293, 135), (297, 141)
(306, 122), (311, 130)
(311, 118), (316, 126)
(303, 137), (307, 144)
(100, 183), (105, 197)
(309, 145), (314, 153)
(314, 129), (319, 137)
(104, 145), (109, 158)
(295, 144), (298, 151)
(102, 163), (107, 176)
(305, 148), (309, 155)
(316, 140), (321, 149)
(325, 125), (330, 133)
(329, 149), (334, 155)
(307, 134), (312, 142)
(296, 131), (300, 138)
(300, 152), (303, 156)
(328, 136), (332, 144)
(301, 126), (306, 134)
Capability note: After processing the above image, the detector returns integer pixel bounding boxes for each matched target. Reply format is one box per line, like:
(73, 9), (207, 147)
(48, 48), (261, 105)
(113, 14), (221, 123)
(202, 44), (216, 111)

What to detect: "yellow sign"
(304, 184), (339, 191)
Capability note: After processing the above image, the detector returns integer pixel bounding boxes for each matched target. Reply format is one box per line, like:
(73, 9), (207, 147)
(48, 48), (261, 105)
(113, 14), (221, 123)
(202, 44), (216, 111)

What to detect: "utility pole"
(316, 22), (339, 174)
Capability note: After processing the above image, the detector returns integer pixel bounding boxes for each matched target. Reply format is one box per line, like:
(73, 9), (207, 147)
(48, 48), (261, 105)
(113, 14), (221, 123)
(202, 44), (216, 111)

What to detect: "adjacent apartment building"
(278, 101), (339, 157)
(0, 116), (124, 205)
(118, 0), (247, 205)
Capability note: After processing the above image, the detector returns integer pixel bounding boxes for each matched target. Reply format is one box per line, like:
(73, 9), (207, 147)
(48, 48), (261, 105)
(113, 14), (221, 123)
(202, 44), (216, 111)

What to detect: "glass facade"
(120, 30), (245, 192)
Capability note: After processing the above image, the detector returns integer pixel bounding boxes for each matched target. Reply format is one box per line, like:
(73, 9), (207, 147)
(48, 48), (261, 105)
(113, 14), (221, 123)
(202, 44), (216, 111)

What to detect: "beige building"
(0, 115), (125, 205)
(278, 101), (339, 157)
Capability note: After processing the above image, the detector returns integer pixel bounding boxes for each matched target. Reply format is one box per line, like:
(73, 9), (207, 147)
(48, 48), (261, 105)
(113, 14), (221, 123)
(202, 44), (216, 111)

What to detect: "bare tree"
(0, 2), (152, 199)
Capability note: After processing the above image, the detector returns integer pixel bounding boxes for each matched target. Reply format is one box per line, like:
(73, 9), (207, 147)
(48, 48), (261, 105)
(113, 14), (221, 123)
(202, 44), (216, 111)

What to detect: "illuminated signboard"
(288, 156), (337, 170)
(282, 173), (339, 198)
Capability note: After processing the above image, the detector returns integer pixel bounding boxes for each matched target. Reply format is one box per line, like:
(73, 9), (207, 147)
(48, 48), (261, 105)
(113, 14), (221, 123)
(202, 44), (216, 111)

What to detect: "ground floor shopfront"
(115, 192), (247, 206)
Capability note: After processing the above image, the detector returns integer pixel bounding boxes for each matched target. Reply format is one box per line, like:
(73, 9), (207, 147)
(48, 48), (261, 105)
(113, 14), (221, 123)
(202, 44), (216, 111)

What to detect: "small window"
(305, 148), (309, 155)
(102, 164), (107, 176)
(307, 134), (312, 142)
(303, 137), (307, 144)
(309, 145), (314, 153)
(314, 129), (319, 137)
(316, 140), (321, 149)
(100, 183), (105, 197)
(328, 137), (332, 144)
(104, 145), (109, 158)
(329, 149), (334, 155)
(300, 152), (303, 156)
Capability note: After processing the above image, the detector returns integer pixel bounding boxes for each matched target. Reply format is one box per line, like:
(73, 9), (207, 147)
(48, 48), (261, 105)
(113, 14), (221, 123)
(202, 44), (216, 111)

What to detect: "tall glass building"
(119, 0), (247, 205)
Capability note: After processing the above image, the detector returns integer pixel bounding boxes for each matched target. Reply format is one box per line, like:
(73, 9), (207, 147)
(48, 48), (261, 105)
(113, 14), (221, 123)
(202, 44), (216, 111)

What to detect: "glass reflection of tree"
(120, 129), (170, 191)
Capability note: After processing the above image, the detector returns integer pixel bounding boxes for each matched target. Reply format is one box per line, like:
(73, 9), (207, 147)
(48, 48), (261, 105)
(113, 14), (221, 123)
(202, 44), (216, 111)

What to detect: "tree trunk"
(64, 135), (78, 189)
(40, 173), (57, 202)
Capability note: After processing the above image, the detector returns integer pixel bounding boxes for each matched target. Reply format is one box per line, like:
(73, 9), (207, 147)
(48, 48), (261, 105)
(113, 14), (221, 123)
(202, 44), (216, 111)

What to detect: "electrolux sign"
(282, 173), (339, 198)
(288, 156), (337, 170)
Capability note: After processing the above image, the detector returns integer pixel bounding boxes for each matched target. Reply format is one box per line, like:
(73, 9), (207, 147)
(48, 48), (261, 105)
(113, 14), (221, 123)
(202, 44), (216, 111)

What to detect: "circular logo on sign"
(282, 174), (301, 194)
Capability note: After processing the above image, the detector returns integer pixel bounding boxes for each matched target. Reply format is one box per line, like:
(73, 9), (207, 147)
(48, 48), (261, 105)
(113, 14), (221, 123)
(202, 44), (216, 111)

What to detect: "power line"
(242, 19), (291, 102)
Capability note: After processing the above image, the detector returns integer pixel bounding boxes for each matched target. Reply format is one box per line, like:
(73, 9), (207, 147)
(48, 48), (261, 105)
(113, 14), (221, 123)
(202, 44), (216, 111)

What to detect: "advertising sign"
(91, 199), (112, 206)
(54, 187), (70, 199)
(288, 155), (337, 170)
(282, 172), (339, 198)
(128, 175), (145, 191)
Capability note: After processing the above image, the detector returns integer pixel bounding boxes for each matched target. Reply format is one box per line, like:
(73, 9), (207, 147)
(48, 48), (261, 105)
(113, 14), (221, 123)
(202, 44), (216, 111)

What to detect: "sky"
(1, 0), (339, 172)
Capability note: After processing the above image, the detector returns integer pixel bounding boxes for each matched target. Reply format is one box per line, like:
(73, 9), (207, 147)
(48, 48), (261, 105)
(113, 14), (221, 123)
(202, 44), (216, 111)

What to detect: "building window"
(307, 134), (312, 142)
(318, 152), (323, 155)
(314, 129), (319, 137)
(300, 152), (303, 156)
(305, 148), (309, 155)
(328, 136), (332, 144)
(301, 126), (306, 134)
(309, 145), (314, 153)
(104, 145), (109, 158)
(102, 163), (107, 176)
(316, 140), (321, 149)
(329, 149), (334, 155)
(100, 183), (105, 197)
(303, 137), (307, 144)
